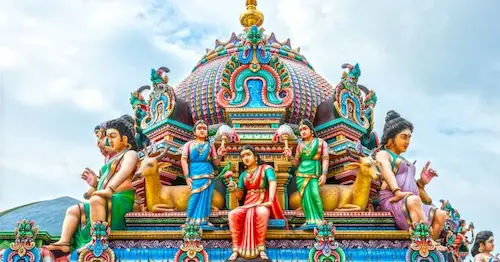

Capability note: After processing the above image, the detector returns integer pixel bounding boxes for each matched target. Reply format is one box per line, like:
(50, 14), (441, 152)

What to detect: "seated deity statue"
(376, 110), (447, 250)
(225, 145), (287, 261)
(45, 115), (140, 257)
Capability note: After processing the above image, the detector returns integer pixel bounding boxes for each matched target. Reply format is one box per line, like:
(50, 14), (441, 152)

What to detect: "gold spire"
(240, 0), (264, 28)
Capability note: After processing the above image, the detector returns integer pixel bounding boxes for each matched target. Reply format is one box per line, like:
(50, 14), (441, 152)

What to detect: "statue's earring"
(127, 144), (132, 149)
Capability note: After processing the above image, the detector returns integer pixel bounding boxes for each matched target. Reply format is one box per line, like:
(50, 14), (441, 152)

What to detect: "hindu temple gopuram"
(1, 1), (494, 262)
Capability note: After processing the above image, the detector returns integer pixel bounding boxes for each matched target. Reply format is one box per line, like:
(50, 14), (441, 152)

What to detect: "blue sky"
(1, 0), (499, 254)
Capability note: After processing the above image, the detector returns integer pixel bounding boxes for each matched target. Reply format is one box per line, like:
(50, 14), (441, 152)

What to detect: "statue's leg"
(431, 209), (447, 239)
(89, 195), (107, 223)
(255, 206), (270, 260)
(255, 206), (270, 246)
(406, 195), (426, 224)
(45, 205), (79, 252)
(228, 208), (246, 251)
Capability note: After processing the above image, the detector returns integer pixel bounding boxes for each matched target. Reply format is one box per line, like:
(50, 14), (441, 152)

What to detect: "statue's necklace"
(194, 141), (208, 155)
(302, 138), (315, 156)
(246, 166), (259, 184)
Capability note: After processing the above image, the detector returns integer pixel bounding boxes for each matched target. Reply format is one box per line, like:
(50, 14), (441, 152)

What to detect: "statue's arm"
(376, 151), (400, 192)
(180, 142), (191, 177)
(291, 143), (301, 167)
(233, 171), (245, 200)
(210, 144), (221, 167)
(106, 150), (139, 191)
(265, 167), (277, 204)
(321, 139), (329, 175)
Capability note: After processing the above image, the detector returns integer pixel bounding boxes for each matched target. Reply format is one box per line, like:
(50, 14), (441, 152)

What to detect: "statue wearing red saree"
(225, 145), (287, 261)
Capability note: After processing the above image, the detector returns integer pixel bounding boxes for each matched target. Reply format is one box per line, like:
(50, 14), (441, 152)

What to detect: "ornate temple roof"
(174, 1), (334, 125)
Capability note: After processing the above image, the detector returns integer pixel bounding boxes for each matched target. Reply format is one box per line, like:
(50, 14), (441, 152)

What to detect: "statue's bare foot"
(45, 241), (71, 254)
(259, 251), (269, 260)
(207, 222), (215, 227)
(45, 241), (70, 252)
(227, 251), (238, 261)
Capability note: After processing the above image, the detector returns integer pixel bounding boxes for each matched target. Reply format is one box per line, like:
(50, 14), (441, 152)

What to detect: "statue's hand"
(186, 178), (193, 189)
(282, 148), (292, 159)
(390, 190), (413, 203)
(92, 187), (114, 199)
(217, 146), (227, 157)
(227, 181), (237, 192)
(318, 174), (327, 186)
(81, 168), (97, 187)
(259, 201), (273, 207)
(420, 161), (437, 185)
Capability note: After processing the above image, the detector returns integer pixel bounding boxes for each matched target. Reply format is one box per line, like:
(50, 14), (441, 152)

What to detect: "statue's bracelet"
(391, 187), (401, 194)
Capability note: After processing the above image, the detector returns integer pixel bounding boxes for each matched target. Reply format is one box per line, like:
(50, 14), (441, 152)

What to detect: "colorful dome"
(175, 29), (334, 126)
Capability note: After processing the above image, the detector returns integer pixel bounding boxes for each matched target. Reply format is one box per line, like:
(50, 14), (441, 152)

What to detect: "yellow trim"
(190, 180), (212, 194)
(190, 174), (214, 180)
(296, 173), (318, 178)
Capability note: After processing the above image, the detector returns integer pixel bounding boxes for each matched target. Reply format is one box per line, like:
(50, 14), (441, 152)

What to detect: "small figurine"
(225, 145), (287, 261)
(471, 231), (498, 262)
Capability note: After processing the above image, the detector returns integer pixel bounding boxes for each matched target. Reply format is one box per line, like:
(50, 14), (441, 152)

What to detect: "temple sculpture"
(0, 1), (491, 262)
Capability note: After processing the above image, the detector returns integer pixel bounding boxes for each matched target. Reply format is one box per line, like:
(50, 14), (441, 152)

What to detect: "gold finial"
(240, 0), (264, 28)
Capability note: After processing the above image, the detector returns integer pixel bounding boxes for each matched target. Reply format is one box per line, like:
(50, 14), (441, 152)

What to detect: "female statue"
(285, 119), (328, 227)
(471, 231), (498, 262)
(181, 120), (223, 226)
(376, 110), (447, 243)
(45, 115), (139, 256)
(225, 145), (287, 261)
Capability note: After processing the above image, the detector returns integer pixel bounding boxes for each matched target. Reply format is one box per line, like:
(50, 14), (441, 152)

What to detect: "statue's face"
(389, 128), (412, 153)
(194, 123), (208, 139)
(483, 236), (495, 253)
(95, 128), (110, 155)
(240, 149), (256, 167)
(299, 124), (313, 139)
(106, 128), (128, 153)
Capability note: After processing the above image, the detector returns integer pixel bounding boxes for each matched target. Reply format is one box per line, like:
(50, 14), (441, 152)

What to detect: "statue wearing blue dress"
(181, 120), (224, 228)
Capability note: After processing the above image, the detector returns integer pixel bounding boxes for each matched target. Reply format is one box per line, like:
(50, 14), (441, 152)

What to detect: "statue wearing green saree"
(292, 120), (329, 227)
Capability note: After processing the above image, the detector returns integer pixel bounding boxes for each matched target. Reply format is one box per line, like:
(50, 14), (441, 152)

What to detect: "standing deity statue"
(471, 231), (498, 262)
(225, 145), (287, 261)
(284, 119), (328, 228)
(44, 115), (140, 257)
(181, 120), (224, 227)
(376, 110), (448, 247)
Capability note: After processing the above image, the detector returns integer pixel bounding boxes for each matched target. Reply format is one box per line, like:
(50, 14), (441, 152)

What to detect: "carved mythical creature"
(130, 85), (151, 150)
(406, 222), (445, 262)
(308, 221), (346, 262)
(3, 219), (41, 262)
(77, 221), (115, 262)
(174, 223), (209, 262)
